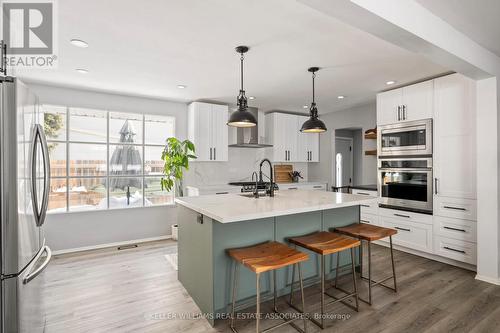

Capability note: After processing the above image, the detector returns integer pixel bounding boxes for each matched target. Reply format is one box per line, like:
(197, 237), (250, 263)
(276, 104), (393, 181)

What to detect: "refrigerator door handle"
(23, 245), (51, 284)
(38, 124), (51, 227)
(29, 124), (51, 227)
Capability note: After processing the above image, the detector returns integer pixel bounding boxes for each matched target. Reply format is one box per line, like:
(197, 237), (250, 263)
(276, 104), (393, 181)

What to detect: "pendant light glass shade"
(300, 67), (327, 133)
(228, 46), (257, 128)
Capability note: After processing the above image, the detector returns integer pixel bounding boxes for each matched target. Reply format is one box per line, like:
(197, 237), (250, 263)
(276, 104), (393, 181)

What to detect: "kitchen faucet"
(259, 158), (275, 197)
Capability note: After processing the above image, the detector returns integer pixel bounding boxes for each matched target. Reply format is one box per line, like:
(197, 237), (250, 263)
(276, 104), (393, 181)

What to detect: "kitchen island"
(175, 190), (374, 325)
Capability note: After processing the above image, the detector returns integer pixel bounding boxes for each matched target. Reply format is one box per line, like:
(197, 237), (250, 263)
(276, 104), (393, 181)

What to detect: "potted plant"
(289, 171), (303, 183)
(160, 137), (196, 198)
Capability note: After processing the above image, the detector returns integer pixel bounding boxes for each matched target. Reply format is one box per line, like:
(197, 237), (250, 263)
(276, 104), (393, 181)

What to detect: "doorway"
(335, 137), (353, 187)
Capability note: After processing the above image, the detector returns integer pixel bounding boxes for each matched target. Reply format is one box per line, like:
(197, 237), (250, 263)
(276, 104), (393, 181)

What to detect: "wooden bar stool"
(288, 231), (360, 329)
(334, 223), (398, 305)
(227, 241), (308, 333)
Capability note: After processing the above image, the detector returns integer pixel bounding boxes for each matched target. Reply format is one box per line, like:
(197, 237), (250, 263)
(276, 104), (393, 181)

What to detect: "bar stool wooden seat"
(334, 223), (398, 305)
(288, 231), (360, 329)
(227, 241), (308, 333)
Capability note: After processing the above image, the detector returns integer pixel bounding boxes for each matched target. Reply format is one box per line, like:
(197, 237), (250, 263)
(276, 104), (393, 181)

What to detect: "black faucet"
(259, 158), (275, 197)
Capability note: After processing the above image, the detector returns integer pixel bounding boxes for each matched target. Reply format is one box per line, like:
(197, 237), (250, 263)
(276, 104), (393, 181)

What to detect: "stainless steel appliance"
(378, 119), (432, 157)
(378, 157), (433, 213)
(1, 76), (51, 333)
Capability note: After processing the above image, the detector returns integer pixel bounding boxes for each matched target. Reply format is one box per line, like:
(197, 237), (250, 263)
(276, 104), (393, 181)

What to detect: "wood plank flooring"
(43, 240), (500, 333)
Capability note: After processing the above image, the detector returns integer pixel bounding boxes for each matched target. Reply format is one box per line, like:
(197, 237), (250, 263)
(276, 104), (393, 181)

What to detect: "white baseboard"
(373, 240), (477, 272)
(475, 274), (500, 285)
(52, 235), (173, 255)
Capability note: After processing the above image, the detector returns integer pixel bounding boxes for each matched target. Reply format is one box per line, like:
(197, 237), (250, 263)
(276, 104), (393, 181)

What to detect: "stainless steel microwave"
(378, 119), (432, 157)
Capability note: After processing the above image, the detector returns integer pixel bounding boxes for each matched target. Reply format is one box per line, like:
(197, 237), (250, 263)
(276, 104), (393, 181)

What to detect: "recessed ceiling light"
(386, 80), (396, 85)
(248, 96), (255, 100)
(75, 68), (88, 74)
(303, 105), (309, 109)
(177, 85), (187, 89)
(337, 95), (345, 99)
(70, 39), (88, 48)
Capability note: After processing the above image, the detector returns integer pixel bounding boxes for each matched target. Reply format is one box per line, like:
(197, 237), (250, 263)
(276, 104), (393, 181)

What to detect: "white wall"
(308, 103), (377, 188)
(28, 82), (188, 252)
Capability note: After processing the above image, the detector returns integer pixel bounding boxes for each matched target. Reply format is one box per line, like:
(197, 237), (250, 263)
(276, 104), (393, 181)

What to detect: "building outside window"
(42, 105), (175, 213)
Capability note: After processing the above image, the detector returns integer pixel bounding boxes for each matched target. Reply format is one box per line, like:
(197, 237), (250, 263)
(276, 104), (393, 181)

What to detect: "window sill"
(47, 202), (177, 215)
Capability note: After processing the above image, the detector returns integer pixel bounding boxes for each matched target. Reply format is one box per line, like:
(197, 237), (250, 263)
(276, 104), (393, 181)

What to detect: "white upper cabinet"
(188, 102), (228, 162)
(265, 112), (319, 162)
(433, 73), (476, 200)
(377, 80), (433, 125)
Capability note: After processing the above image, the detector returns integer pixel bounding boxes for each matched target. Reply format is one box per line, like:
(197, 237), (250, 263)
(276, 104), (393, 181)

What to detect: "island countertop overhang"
(174, 189), (376, 223)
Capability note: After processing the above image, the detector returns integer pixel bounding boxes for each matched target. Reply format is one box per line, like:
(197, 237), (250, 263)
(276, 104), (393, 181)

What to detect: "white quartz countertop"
(175, 189), (375, 223)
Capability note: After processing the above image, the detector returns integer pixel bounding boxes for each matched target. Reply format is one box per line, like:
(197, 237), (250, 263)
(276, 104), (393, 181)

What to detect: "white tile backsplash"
(184, 148), (308, 186)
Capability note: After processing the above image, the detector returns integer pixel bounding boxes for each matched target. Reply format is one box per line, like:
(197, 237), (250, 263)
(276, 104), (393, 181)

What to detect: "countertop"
(175, 189), (373, 223)
(350, 184), (377, 191)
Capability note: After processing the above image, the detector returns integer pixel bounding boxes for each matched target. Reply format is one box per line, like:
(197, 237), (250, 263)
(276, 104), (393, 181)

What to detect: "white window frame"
(44, 105), (176, 213)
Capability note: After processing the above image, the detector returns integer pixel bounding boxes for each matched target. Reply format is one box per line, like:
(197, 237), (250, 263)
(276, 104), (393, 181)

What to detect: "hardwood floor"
(44, 240), (500, 333)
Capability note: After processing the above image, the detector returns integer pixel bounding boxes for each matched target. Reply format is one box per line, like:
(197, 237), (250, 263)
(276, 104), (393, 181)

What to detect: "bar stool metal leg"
(359, 240), (363, 277)
(256, 273), (261, 333)
(320, 255), (325, 329)
(298, 263), (308, 333)
(273, 270), (278, 312)
(350, 248), (359, 311)
(390, 236), (397, 292)
(368, 241), (372, 305)
(289, 263), (296, 305)
(334, 252), (340, 288)
(230, 262), (240, 332)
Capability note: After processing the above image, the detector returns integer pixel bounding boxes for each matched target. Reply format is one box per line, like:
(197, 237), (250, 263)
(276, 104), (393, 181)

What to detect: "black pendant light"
(227, 46), (257, 127)
(300, 67), (327, 133)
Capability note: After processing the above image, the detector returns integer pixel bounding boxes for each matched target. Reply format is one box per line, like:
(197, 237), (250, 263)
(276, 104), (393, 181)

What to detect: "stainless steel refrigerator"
(1, 76), (51, 333)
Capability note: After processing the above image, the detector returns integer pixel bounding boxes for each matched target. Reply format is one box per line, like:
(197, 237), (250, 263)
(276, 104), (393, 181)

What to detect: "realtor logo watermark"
(1, 0), (58, 69)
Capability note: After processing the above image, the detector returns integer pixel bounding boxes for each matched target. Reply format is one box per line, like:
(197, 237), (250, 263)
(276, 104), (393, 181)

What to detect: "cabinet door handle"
(443, 206), (467, 211)
(397, 105), (401, 121)
(214, 147), (216, 160)
(434, 178), (438, 195)
(395, 226), (411, 232)
(210, 147), (212, 160)
(443, 226), (467, 233)
(403, 105), (407, 120)
(394, 213), (410, 218)
(443, 246), (466, 254)
(285, 150), (287, 161)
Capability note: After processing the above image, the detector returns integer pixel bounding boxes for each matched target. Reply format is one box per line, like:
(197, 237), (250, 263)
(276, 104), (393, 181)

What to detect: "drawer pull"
(443, 226), (466, 233)
(394, 213), (410, 218)
(443, 246), (466, 254)
(215, 191), (229, 195)
(443, 206), (467, 211)
(361, 204), (370, 208)
(360, 219), (370, 224)
(395, 226), (410, 232)
(357, 192), (370, 196)
(313, 185), (323, 189)
(288, 187), (298, 190)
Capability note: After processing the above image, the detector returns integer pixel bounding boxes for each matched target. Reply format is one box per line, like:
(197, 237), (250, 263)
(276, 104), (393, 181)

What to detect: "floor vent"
(117, 244), (138, 251)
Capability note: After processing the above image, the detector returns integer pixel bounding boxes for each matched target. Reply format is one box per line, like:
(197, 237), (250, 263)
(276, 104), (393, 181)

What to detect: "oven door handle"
(378, 168), (432, 173)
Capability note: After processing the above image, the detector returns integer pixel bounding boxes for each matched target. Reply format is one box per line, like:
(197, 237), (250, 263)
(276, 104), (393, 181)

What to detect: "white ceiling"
(18, 0), (447, 113)
(417, 0), (500, 58)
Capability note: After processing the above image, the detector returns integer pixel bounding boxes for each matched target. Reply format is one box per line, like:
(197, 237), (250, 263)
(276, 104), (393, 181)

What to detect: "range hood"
(228, 107), (272, 148)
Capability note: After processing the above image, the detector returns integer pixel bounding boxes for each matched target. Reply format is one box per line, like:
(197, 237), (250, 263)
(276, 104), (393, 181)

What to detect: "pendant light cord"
(312, 72), (316, 104)
(240, 53), (244, 91)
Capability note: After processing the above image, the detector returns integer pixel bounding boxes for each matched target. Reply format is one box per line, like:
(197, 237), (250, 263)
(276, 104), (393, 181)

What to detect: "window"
(42, 105), (175, 213)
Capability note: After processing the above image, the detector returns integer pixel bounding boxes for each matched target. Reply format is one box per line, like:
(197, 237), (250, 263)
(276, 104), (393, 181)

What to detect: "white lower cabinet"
(433, 235), (477, 265)
(360, 213), (380, 226)
(433, 216), (476, 243)
(278, 183), (326, 191)
(434, 196), (477, 221)
(380, 215), (433, 253)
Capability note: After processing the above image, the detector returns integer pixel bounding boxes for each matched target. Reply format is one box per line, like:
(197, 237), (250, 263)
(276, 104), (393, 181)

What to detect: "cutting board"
(274, 164), (293, 183)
